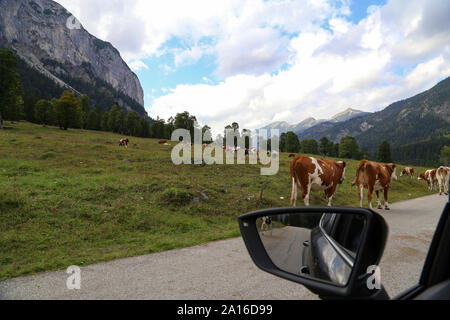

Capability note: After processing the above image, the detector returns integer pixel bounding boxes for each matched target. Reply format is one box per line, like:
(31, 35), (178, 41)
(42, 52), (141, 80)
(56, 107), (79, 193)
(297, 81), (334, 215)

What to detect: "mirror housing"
(239, 207), (389, 299)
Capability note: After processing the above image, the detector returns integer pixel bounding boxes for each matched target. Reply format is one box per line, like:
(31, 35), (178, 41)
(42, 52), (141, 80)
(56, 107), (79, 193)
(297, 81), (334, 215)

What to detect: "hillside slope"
(300, 77), (450, 156)
(0, 0), (146, 116)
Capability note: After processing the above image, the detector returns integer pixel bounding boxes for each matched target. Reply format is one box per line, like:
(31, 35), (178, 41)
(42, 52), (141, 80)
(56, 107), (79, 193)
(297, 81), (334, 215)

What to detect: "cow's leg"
(359, 185), (364, 208)
(324, 190), (332, 207)
(384, 187), (390, 210)
(327, 195), (333, 207)
(368, 186), (374, 210)
(303, 181), (312, 207)
(325, 186), (337, 207)
(290, 177), (298, 206)
(376, 191), (382, 209)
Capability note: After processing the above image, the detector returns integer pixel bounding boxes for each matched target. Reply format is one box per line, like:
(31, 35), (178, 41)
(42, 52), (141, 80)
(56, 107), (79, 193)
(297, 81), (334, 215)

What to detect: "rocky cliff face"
(0, 0), (146, 115)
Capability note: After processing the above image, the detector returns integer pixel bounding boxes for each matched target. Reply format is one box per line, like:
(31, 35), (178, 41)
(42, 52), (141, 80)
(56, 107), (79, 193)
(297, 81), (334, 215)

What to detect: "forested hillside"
(300, 77), (450, 163)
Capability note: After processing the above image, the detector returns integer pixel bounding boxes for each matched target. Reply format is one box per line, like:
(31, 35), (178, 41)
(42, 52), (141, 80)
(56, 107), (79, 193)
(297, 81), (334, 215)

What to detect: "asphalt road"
(0, 194), (447, 300)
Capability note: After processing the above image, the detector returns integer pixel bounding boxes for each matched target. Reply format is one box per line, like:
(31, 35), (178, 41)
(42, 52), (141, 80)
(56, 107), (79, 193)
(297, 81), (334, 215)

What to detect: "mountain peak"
(261, 109), (370, 134)
(0, 0), (146, 115)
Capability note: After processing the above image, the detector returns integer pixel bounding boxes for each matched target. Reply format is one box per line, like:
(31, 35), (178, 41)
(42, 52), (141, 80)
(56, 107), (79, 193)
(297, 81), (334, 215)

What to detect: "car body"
(239, 193), (450, 300)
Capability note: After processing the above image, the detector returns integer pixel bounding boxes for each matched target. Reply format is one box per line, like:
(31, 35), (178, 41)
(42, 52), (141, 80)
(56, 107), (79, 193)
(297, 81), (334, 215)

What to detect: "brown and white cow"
(400, 167), (415, 178)
(436, 166), (450, 195)
(290, 155), (346, 207)
(351, 160), (398, 210)
(418, 169), (438, 191)
(119, 138), (129, 148)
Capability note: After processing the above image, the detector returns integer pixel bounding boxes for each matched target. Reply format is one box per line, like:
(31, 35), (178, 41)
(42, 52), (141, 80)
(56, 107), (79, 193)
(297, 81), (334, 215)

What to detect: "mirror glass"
(257, 212), (366, 286)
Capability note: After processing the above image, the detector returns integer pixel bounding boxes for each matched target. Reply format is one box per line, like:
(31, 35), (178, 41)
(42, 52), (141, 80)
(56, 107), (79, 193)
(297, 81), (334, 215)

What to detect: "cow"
(260, 216), (273, 235)
(351, 160), (398, 210)
(400, 167), (415, 178)
(119, 138), (129, 148)
(418, 169), (439, 191)
(290, 155), (346, 207)
(158, 140), (168, 145)
(436, 166), (450, 195)
(288, 154), (296, 158)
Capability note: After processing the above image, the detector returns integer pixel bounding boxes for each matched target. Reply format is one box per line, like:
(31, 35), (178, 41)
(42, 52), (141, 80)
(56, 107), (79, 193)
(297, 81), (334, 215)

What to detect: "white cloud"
(147, 0), (450, 135)
(55, 0), (450, 136)
(174, 45), (214, 67)
(128, 60), (149, 72)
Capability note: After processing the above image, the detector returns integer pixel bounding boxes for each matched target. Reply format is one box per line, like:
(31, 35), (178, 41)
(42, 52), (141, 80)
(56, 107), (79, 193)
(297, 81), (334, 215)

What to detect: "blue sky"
(135, 0), (388, 107)
(58, 0), (449, 134)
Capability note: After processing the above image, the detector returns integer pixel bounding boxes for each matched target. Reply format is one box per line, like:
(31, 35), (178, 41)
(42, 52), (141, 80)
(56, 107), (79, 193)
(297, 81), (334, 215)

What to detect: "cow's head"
(336, 161), (346, 184)
(386, 163), (398, 181)
(418, 173), (426, 181)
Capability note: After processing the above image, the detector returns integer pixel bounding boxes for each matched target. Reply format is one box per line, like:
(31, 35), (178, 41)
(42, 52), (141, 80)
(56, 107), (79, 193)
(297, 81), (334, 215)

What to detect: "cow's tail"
(351, 160), (367, 187)
(290, 158), (298, 186)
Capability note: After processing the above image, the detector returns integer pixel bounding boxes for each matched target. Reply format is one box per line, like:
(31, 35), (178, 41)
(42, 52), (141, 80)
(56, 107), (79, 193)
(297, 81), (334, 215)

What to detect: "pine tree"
(56, 91), (82, 130)
(319, 137), (330, 156)
(377, 140), (393, 163)
(0, 49), (23, 128)
(286, 131), (300, 153)
(34, 99), (53, 126)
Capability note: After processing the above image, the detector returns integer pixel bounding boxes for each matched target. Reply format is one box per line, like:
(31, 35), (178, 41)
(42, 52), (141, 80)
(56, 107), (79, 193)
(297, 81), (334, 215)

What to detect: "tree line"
(0, 49), (209, 140)
(278, 131), (394, 163)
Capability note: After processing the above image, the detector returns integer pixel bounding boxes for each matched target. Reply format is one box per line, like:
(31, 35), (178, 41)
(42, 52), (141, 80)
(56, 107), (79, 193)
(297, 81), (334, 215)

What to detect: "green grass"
(0, 122), (435, 280)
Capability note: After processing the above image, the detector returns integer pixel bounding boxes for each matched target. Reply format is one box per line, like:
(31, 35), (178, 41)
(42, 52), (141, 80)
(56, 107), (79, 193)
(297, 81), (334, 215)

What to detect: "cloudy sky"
(56, 0), (450, 134)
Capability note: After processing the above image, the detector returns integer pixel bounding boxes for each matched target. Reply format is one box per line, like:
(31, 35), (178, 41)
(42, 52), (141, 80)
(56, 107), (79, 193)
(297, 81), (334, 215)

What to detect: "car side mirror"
(239, 207), (390, 299)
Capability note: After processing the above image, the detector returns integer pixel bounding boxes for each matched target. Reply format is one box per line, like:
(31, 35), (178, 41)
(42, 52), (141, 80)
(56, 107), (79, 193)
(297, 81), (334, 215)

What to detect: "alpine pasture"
(0, 122), (434, 280)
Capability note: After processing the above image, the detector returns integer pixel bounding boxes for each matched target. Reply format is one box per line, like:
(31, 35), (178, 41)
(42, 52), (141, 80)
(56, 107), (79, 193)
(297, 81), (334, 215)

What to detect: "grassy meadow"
(0, 122), (435, 280)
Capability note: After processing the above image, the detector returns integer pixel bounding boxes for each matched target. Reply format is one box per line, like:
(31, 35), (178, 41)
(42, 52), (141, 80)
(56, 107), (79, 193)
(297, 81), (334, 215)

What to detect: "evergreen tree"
(100, 111), (110, 132)
(140, 117), (150, 138)
(319, 137), (330, 156)
(34, 99), (54, 126)
(164, 117), (175, 140)
(333, 143), (340, 158)
(107, 104), (121, 133)
(149, 118), (166, 139)
(125, 111), (142, 136)
(86, 108), (100, 130)
(377, 140), (393, 163)
(280, 133), (287, 152)
(80, 94), (90, 129)
(339, 136), (362, 160)
(286, 131), (300, 153)
(301, 139), (319, 155)
(0, 49), (22, 128)
(441, 146), (450, 166)
(56, 90), (82, 130)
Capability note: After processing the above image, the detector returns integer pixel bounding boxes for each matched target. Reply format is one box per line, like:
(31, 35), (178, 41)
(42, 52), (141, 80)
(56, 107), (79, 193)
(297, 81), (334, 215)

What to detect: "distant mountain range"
(300, 77), (450, 162)
(0, 0), (146, 116)
(261, 108), (370, 134)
